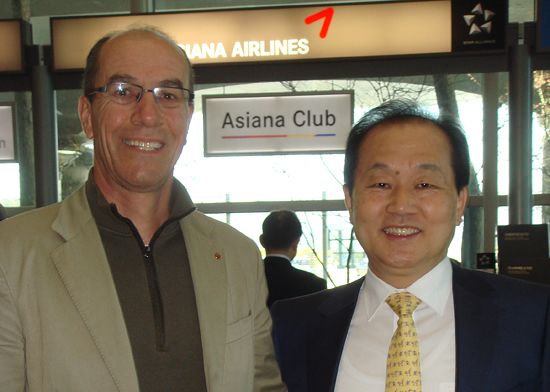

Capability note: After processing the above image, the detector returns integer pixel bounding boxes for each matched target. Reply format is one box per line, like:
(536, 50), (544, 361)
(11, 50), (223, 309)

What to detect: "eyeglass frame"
(86, 81), (195, 107)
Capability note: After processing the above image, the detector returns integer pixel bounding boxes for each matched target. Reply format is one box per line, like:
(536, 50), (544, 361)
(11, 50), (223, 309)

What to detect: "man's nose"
(131, 91), (163, 126)
(386, 187), (416, 214)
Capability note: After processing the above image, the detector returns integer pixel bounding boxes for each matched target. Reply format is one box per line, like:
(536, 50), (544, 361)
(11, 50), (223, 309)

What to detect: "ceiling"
(0, 0), (536, 23)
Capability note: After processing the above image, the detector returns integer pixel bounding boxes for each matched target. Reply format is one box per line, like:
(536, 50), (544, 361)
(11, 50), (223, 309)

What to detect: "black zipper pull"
(144, 245), (152, 260)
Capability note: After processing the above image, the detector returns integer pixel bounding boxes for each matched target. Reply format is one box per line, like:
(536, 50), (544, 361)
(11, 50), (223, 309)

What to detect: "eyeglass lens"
(108, 82), (190, 108)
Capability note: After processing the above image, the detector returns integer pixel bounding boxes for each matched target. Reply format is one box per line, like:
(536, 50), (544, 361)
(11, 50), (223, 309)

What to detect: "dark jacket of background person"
(260, 210), (326, 307)
(264, 255), (327, 307)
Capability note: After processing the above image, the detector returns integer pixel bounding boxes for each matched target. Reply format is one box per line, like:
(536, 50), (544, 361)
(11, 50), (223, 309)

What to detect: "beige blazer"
(0, 186), (285, 392)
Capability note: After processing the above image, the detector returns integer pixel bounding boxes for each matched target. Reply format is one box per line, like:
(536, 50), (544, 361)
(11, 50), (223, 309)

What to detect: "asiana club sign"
(203, 91), (353, 156)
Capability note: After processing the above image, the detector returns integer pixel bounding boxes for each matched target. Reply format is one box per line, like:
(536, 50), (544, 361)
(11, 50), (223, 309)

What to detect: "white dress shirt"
(334, 258), (456, 392)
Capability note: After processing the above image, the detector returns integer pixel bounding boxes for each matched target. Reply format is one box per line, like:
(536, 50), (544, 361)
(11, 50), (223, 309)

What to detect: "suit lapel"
(51, 188), (139, 392)
(181, 212), (227, 391)
(303, 266), (501, 392)
(309, 278), (364, 392)
(452, 266), (499, 392)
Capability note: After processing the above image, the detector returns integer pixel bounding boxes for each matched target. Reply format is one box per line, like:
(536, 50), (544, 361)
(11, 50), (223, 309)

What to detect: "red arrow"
(304, 7), (334, 39)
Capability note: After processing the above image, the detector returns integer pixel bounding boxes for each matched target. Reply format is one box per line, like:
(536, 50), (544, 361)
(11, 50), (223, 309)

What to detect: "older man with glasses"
(0, 26), (285, 392)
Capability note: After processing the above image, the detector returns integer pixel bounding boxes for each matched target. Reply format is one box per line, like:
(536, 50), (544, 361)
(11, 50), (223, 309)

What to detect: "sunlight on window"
(0, 163), (20, 206)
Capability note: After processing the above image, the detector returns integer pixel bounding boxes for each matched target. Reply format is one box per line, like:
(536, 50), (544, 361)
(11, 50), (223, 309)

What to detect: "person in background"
(0, 26), (285, 392)
(271, 99), (550, 391)
(260, 209), (326, 307)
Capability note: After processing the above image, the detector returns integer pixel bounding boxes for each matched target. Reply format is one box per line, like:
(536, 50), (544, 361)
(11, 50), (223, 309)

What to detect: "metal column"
(130, 0), (154, 13)
(482, 73), (499, 251)
(32, 46), (58, 207)
(508, 23), (533, 224)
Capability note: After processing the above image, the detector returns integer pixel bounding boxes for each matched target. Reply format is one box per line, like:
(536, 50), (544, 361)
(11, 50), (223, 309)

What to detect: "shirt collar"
(85, 169), (196, 234)
(265, 253), (291, 261)
(363, 257), (453, 320)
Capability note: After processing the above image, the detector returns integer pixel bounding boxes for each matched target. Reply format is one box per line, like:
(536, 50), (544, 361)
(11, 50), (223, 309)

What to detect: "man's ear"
(180, 102), (194, 147)
(343, 184), (353, 213)
(343, 184), (355, 225)
(456, 186), (469, 225)
(187, 102), (194, 123)
(78, 95), (94, 139)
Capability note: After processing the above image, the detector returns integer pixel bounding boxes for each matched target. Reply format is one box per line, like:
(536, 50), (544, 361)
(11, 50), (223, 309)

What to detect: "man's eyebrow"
(365, 162), (444, 173)
(366, 163), (390, 172)
(106, 74), (136, 84)
(417, 163), (444, 173)
(158, 79), (184, 88)
(104, 75), (184, 88)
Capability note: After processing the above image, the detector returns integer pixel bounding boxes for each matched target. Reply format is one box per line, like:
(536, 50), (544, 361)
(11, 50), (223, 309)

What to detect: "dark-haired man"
(0, 27), (284, 391)
(271, 100), (550, 391)
(260, 209), (326, 307)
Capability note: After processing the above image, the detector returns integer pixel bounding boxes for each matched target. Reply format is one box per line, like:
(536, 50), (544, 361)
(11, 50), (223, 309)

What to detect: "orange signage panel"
(0, 20), (24, 72)
(51, 1), (451, 70)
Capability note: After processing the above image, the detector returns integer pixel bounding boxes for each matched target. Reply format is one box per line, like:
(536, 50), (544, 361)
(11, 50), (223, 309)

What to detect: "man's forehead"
(358, 123), (453, 167)
(366, 162), (443, 172)
(96, 34), (188, 82)
(364, 119), (450, 149)
(372, 117), (441, 133)
(100, 30), (185, 61)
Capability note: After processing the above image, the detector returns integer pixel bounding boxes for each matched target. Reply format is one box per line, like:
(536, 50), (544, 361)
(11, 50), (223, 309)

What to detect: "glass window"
(533, 70), (550, 197)
(208, 209), (466, 288)
(0, 92), (35, 208)
(56, 77), (490, 202)
(56, 74), (490, 282)
(508, 0), (535, 23)
(177, 76), (486, 203)
(56, 90), (92, 200)
(29, 0), (128, 16)
(497, 103), (510, 196)
(208, 211), (357, 288)
(155, 0), (364, 12)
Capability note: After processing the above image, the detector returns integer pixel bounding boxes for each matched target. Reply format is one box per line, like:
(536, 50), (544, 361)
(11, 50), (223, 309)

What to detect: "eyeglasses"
(87, 82), (194, 108)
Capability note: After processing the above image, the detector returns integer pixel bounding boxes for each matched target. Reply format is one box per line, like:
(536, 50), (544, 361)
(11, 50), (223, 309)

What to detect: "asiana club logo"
(463, 3), (495, 36)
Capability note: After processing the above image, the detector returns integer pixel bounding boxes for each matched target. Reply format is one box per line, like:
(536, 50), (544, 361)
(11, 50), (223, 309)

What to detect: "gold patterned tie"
(385, 292), (422, 392)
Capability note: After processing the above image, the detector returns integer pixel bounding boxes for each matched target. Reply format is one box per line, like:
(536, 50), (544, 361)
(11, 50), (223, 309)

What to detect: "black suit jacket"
(264, 256), (327, 307)
(271, 263), (550, 392)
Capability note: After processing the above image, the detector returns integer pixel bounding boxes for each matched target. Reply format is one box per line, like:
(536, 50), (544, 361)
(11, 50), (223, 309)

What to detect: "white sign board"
(0, 104), (15, 161)
(203, 92), (353, 156)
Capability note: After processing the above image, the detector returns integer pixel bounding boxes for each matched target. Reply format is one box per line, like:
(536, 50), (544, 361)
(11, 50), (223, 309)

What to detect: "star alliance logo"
(463, 3), (495, 36)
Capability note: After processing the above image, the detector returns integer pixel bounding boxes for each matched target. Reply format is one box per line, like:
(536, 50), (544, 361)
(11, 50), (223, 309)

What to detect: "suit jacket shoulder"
(0, 186), (93, 280)
(452, 264), (550, 392)
(0, 186), (139, 391)
(273, 265), (550, 392)
(271, 278), (363, 392)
